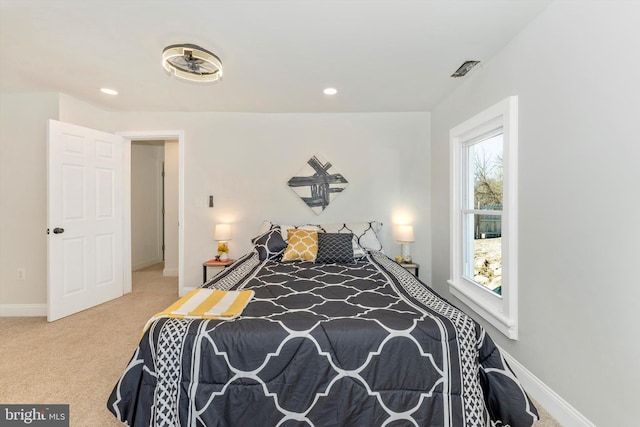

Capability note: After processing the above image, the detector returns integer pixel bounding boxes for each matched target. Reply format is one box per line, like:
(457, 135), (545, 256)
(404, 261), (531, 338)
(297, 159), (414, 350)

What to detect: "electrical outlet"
(17, 268), (26, 280)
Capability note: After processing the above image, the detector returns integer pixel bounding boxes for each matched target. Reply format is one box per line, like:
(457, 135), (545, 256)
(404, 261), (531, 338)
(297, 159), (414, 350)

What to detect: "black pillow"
(316, 233), (354, 263)
(251, 226), (288, 261)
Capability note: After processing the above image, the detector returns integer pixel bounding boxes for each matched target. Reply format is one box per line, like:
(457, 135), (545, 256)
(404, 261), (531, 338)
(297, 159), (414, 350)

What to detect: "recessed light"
(323, 87), (338, 95)
(100, 88), (118, 95)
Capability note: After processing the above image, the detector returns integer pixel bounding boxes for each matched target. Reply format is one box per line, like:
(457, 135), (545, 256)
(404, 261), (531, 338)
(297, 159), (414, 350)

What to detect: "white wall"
(1, 104), (430, 306)
(0, 93), (59, 309)
(130, 142), (164, 270)
(430, 2), (640, 426)
(164, 140), (179, 276)
(58, 93), (110, 132)
(108, 112), (431, 289)
(0, 92), (118, 310)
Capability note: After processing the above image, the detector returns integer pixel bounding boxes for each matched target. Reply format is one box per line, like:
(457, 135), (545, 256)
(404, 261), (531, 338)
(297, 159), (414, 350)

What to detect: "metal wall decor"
(287, 153), (349, 214)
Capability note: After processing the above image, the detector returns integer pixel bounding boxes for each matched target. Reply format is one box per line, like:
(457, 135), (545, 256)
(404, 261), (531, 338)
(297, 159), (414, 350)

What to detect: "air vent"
(451, 60), (480, 78)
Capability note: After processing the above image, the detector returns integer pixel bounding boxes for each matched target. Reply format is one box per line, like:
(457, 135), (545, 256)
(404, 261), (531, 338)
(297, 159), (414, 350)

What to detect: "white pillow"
(257, 220), (276, 235)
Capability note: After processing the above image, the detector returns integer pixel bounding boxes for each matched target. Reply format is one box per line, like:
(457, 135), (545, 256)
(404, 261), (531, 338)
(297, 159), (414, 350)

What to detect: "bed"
(108, 221), (538, 426)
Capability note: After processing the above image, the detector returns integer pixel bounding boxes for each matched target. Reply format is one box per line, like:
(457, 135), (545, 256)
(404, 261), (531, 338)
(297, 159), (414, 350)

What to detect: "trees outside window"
(465, 134), (503, 295)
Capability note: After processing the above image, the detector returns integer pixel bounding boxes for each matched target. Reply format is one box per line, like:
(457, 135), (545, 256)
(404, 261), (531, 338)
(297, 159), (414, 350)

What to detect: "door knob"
(53, 227), (65, 234)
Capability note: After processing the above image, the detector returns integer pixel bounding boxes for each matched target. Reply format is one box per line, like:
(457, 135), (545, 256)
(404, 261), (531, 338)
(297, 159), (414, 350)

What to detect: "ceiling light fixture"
(451, 60), (480, 78)
(100, 88), (118, 95)
(323, 87), (338, 95)
(162, 43), (223, 83)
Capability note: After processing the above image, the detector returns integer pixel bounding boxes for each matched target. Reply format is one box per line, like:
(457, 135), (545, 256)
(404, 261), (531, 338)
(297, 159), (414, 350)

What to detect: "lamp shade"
(214, 224), (231, 241)
(396, 225), (414, 243)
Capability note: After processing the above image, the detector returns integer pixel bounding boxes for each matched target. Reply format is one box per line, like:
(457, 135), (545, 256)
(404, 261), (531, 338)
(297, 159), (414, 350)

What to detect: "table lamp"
(214, 223), (232, 260)
(396, 225), (414, 263)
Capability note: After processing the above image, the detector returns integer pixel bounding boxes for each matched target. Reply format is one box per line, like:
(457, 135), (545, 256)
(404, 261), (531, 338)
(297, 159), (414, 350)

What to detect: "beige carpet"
(0, 263), (561, 426)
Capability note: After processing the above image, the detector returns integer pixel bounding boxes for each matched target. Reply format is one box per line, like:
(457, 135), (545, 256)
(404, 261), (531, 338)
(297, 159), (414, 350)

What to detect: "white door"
(47, 120), (125, 321)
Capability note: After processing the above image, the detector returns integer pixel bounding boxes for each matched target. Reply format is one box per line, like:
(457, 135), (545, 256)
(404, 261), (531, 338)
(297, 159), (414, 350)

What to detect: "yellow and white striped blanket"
(144, 288), (254, 332)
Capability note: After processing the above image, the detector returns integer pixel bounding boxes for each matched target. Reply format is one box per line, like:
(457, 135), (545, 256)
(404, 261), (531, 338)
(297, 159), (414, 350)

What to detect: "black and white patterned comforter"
(108, 251), (538, 426)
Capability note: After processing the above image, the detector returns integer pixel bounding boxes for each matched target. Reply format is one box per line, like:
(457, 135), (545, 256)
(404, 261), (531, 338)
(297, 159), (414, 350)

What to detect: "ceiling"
(0, 0), (551, 113)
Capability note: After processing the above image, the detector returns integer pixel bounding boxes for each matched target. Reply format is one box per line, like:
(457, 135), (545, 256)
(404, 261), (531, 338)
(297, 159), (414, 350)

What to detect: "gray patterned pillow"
(251, 226), (288, 260)
(315, 233), (354, 263)
(317, 222), (383, 257)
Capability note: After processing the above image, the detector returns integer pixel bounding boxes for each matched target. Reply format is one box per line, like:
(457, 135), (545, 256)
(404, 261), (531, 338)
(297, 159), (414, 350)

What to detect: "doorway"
(119, 130), (185, 296)
(130, 140), (165, 271)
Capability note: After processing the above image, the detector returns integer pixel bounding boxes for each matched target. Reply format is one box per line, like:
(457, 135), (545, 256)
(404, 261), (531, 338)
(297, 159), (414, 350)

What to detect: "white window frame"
(449, 96), (519, 339)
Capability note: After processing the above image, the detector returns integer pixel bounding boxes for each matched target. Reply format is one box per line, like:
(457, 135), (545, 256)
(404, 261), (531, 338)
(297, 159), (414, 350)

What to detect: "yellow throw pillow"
(282, 229), (319, 261)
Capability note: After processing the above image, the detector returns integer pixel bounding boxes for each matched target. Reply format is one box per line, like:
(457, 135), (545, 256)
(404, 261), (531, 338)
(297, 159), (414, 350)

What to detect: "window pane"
(463, 214), (502, 295)
(468, 134), (503, 210)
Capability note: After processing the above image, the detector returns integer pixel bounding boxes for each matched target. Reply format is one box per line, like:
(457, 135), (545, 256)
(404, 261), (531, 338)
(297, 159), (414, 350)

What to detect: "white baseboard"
(0, 303), (47, 317)
(500, 348), (595, 427)
(132, 258), (163, 271)
(163, 267), (178, 277)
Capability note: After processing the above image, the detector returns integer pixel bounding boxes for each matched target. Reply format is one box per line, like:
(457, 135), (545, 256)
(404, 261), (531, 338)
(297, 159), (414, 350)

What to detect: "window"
(449, 96), (518, 339)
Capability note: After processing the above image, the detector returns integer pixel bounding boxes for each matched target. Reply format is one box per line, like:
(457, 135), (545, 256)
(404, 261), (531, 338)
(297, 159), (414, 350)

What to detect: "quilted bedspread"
(108, 251), (538, 426)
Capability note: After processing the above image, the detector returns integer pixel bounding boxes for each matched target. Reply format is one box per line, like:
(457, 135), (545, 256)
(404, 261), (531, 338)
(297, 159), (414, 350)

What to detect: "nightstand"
(400, 262), (420, 278)
(203, 258), (234, 283)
